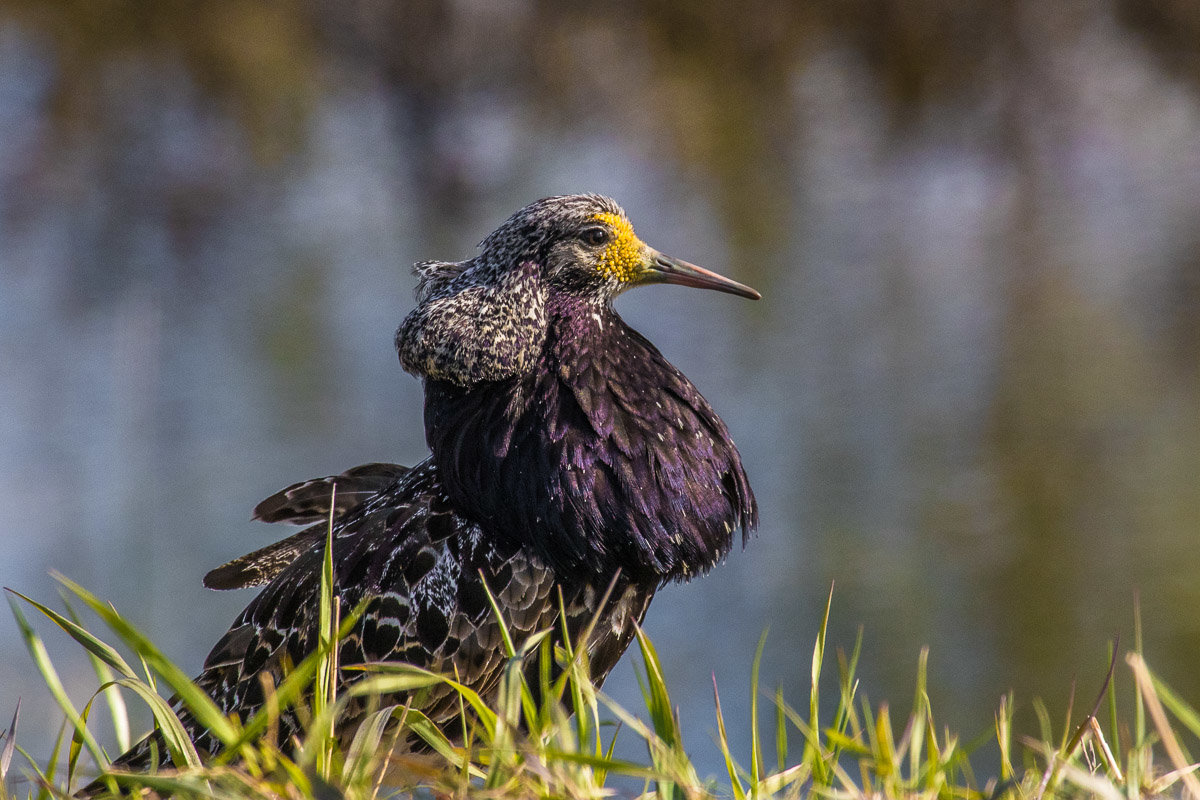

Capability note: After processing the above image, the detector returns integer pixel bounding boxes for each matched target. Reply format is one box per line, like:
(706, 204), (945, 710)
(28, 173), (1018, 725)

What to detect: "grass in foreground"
(3, 566), (1200, 800)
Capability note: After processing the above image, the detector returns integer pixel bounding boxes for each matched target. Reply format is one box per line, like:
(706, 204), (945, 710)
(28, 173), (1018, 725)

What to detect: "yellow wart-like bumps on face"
(591, 212), (645, 283)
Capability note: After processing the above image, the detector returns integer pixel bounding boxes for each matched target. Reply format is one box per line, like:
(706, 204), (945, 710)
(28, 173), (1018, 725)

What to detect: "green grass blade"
(996, 691), (1014, 782)
(633, 626), (680, 749)
(342, 703), (407, 785)
(872, 703), (896, 783)
(50, 573), (240, 747)
(750, 629), (767, 795)
(8, 589), (136, 780)
(1032, 698), (1052, 744)
(401, 708), (484, 778)
(810, 584), (833, 735)
(109, 678), (203, 768)
(805, 583), (835, 782)
(1143, 662), (1200, 745)
(6, 590), (137, 680)
(344, 665), (447, 693)
(1106, 639), (1121, 759)
(7, 594), (115, 796)
(67, 694), (99, 787)
(314, 497), (338, 779)
(909, 646), (929, 783)
(541, 748), (660, 779)
(599, 684), (697, 799)
(1134, 597), (1145, 747)
(36, 718), (67, 800)
(106, 771), (226, 799)
(0, 700), (16, 785)
(713, 676), (747, 800)
(759, 762), (811, 797)
(484, 657), (525, 790)
(775, 685), (787, 774)
(350, 666), (498, 738)
(62, 597), (132, 753)
(511, 628), (551, 735)
(479, 571), (516, 658)
(597, 719), (622, 786)
(537, 631), (554, 735)
(828, 628), (863, 770)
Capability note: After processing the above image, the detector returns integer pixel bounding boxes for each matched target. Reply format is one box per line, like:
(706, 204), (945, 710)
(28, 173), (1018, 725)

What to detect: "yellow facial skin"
(591, 212), (647, 283)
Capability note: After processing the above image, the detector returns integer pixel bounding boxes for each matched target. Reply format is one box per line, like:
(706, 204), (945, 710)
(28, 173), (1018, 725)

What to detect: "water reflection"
(2, 0), (1200, 783)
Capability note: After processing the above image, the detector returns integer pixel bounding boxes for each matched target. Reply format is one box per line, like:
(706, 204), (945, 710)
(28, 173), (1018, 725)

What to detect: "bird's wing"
(101, 460), (653, 780)
(202, 463), (411, 591)
(252, 462), (410, 524)
(203, 525), (327, 590)
(195, 460), (563, 741)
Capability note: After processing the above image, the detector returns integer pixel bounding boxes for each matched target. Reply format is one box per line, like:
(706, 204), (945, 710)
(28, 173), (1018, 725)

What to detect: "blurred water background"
(2, 0), (1200, 786)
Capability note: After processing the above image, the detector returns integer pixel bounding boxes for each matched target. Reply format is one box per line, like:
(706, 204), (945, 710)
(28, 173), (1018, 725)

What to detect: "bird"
(90, 193), (759, 787)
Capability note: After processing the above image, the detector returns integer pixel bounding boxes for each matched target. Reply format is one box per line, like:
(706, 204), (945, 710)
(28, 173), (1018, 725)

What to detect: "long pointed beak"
(638, 250), (761, 300)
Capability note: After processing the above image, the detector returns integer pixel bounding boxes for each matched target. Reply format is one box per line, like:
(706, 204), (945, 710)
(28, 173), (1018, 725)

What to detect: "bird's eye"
(581, 227), (610, 247)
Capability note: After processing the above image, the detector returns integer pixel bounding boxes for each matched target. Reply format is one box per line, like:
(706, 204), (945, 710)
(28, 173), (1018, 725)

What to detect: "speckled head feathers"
(395, 195), (629, 387)
(395, 194), (758, 387)
(476, 194), (626, 267)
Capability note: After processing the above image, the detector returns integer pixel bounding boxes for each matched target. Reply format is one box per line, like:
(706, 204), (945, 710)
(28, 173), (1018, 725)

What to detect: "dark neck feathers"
(423, 294), (757, 584)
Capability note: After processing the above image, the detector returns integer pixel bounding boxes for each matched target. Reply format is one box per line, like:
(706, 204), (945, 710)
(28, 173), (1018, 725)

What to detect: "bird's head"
(477, 194), (761, 302)
(397, 194), (759, 386)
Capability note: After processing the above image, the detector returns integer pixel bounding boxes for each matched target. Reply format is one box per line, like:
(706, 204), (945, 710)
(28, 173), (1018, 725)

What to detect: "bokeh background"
(3, 0), (1200, 785)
